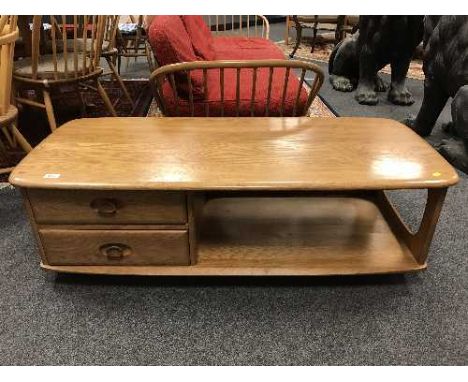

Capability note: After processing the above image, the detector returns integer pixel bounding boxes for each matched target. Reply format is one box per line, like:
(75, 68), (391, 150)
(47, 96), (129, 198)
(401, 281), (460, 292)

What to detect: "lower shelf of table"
(41, 262), (426, 276)
(40, 195), (426, 276)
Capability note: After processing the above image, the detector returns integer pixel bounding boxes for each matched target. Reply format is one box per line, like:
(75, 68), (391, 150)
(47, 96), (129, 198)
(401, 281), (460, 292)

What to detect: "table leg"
(376, 188), (448, 265)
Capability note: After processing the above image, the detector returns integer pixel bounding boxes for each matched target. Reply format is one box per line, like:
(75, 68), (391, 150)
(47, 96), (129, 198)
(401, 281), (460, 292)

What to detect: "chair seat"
(14, 53), (92, 80)
(118, 23), (139, 34)
(292, 22), (316, 29)
(213, 37), (285, 60)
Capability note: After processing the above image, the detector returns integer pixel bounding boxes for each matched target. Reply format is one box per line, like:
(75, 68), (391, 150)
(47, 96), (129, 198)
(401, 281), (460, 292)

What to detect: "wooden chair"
(13, 15), (117, 133)
(0, 15), (32, 175)
(150, 60), (324, 117)
(100, 15), (134, 107)
(203, 15), (270, 39)
(289, 15), (358, 58)
(335, 16), (359, 42)
(117, 15), (154, 75)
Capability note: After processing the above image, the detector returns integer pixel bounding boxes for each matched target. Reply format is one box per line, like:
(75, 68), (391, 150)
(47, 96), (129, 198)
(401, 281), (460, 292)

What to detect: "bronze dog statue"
(329, 16), (424, 105)
(406, 16), (468, 173)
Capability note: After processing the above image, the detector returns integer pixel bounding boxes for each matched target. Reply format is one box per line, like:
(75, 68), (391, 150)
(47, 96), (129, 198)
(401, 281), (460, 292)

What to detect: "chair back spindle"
(0, 15), (18, 115)
(204, 15), (269, 39)
(150, 60), (324, 117)
(13, 15), (118, 133)
(23, 15), (107, 81)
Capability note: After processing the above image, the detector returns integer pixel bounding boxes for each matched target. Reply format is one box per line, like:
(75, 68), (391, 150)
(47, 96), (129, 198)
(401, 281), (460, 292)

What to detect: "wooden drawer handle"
(90, 198), (120, 216)
(99, 243), (132, 260)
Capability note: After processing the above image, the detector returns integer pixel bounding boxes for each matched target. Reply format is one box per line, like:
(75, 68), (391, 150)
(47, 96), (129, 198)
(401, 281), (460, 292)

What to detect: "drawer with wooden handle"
(27, 189), (187, 225)
(39, 229), (190, 265)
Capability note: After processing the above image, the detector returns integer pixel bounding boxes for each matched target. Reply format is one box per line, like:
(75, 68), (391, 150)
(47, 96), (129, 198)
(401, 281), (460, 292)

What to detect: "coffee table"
(9, 117), (459, 276)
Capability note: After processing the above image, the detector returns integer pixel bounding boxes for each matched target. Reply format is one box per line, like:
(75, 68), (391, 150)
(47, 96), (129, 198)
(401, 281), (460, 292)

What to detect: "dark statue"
(406, 16), (468, 173)
(329, 16), (424, 105)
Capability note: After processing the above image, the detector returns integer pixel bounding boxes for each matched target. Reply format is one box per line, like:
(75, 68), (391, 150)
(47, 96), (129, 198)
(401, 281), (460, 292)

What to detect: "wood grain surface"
(40, 196), (427, 275)
(40, 228), (190, 266)
(28, 189), (187, 224)
(9, 117), (459, 191)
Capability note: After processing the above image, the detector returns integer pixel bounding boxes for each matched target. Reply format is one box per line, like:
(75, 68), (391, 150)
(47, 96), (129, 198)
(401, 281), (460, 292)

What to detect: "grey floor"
(0, 177), (467, 365)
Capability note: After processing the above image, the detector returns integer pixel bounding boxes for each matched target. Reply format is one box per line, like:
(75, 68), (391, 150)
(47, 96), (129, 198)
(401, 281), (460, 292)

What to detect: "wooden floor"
(42, 196), (425, 276)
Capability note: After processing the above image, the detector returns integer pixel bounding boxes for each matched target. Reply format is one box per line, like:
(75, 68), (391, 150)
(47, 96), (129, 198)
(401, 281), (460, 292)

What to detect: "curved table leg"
(376, 188), (448, 265)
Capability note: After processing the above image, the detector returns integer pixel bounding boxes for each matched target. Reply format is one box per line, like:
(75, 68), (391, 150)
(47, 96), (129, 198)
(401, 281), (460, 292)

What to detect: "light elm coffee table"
(9, 117), (459, 276)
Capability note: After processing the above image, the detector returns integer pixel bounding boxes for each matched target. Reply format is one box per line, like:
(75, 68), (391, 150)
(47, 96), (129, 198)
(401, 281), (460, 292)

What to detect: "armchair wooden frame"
(13, 15), (117, 133)
(0, 15), (32, 175)
(204, 15), (270, 39)
(376, 189), (447, 265)
(149, 59), (324, 117)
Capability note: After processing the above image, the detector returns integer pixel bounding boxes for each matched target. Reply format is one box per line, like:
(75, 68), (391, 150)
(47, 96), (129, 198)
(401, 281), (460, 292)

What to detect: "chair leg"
(117, 52), (122, 75)
(335, 16), (346, 45)
(284, 16), (291, 45)
(289, 25), (303, 58)
(0, 136), (9, 160)
(0, 121), (32, 175)
(134, 36), (139, 63)
(11, 123), (32, 153)
(105, 56), (135, 107)
(1, 125), (16, 147)
(145, 42), (154, 72)
(96, 79), (118, 117)
(43, 89), (58, 132)
(0, 167), (15, 175)
(311, 20), (319, 53)
(75, 87), (86, 117)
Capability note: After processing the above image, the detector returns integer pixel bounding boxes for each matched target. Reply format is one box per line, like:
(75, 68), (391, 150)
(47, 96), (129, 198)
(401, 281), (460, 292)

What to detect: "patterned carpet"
(275, 41), (425, 80)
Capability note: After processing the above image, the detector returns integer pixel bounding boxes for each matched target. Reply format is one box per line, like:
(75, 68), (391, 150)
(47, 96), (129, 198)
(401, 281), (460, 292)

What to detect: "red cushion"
(160, 67), (309, 117)
(148, 15), (204, 98)
(213, 37), (286, 60)
(181, 16), (215, 60)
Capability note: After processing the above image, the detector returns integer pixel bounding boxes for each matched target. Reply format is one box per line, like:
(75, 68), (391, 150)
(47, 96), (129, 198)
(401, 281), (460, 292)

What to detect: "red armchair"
(148, 16), (324, 117)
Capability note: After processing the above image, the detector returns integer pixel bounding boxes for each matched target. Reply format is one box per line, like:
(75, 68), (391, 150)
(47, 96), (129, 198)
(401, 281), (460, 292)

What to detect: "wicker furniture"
(13, 15), (117, 132)
(10, 117), (459, 276)
(0, 15), (32, 175)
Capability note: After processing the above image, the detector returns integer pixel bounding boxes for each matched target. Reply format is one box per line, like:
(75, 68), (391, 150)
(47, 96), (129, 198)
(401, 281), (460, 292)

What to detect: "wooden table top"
(10, 117), (459, 190)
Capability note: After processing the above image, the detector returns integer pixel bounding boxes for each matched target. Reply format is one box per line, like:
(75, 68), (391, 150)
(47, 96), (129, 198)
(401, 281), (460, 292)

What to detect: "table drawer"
(40, 229), (190, 265)
(28, 189), (187, 224)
